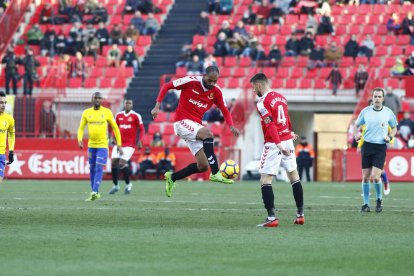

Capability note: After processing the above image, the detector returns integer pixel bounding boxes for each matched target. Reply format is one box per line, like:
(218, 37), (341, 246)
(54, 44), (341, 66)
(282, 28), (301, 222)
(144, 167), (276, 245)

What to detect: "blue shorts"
(0, 155), (5, 177)
(88, 148), (108, 166)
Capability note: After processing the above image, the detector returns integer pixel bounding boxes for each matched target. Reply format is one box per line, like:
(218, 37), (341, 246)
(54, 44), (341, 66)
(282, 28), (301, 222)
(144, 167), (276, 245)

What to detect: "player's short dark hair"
(92, 91), (102, 98)
(124, 98), (133, 102)
(372, 87), (385, 97)
(205, 66), (219, 75)
(0, 91), (6, 97)
(250, 73), (268, 84)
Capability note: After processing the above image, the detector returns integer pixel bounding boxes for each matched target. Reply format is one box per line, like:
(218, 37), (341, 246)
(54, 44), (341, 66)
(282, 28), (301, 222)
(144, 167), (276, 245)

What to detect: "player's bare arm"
(230, 126), (240, 137)
(136, 140), (143, 149)
(117, 146), (124, 155)
(78, 140), (84, 149)
(151, 102), (161, 119)
(353, 123), (362, 142)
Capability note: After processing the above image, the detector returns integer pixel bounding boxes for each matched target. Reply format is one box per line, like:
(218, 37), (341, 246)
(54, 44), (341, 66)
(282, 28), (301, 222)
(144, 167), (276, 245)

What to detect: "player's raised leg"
(196, 127), (233, 184)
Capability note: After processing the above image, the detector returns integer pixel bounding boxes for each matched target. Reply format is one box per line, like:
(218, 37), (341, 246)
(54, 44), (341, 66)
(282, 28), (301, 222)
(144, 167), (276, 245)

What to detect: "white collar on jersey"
(199, 77), (209, 92)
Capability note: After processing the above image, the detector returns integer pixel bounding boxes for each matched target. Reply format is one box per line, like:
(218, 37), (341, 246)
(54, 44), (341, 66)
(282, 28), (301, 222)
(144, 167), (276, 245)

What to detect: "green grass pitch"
(0, 180), (413, 276)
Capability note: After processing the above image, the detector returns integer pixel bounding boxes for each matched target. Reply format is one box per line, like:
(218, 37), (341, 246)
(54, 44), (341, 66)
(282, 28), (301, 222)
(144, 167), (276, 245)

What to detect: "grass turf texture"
(0, 180), (413, 276)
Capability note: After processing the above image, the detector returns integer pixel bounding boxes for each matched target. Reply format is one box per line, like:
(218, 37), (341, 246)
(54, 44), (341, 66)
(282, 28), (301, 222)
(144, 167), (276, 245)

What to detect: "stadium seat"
(390, 46), (403, 56)
(153, 112), (168, 123)
(272, 79), (284, 88)
(397, 35), (410, 45)
(69, 78), (82, 88)
(142, 134), (152, 146)
(114, 78), (126, 88)
(383, 35), (397, 46)
(266, 25), (278, 35)
(227, 78), (240, 89)
(285, 14), (299, 25)
(105, 67), (118, 78)
(285, 79), (297, 89)
(290, 68), (303, 79)
(340, 57), (354, 68)
(376, 25), (388, 35)
(349, 26), (360, 35)
(355, 57), (368, 66)
(314, 79), (326, 89)
(261, 67), (275, 76)
(84, 78), (97, 88)
(297, 56), (308, 67)
(320, 68), (331, 79)
(123, 67), (134, 78)
(162, 123), (174, 136)
(281, 57), (295, 67)
(375, 46), (388, 56)
(233, 68), (246, 78)
(299, 78), (313, 89)
(384, 57), (395, 68)
(224, 56), (237, 67)
(335, 25), (347, 36)
(373, 4), (386, 14)
(210, 123), (224, 135)
(99, 78), (112, 88)
(358, 5), (372, 14)
(280, 25), (292, 36)
(369, 57), (382, 67)
(305, 69), (317, 79)
(260, 36), (273, 47)
(138, 36), (152, 47)
(175, 67), (187, 75)
(276, 68), (289, 78)
(238, 56), (251, 67)
(148, 123), (161, 135)
(275, 36), (286, 46)
(220, 68), (231, 78)
(362, 25), (375, 35)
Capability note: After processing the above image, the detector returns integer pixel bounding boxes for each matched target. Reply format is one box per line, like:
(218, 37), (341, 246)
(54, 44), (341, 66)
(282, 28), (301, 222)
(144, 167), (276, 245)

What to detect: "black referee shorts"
(361, 142), (387, 169)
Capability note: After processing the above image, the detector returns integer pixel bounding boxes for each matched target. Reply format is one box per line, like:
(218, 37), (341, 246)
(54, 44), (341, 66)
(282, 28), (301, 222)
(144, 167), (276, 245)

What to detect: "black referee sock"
(171, 163), (201, 182)
(111, 167), (119, 186)
(261, 184), (275, 217)
(203, 138), (219, 174)
(292, 180), (304, 213)
(120, 166), (131, 185)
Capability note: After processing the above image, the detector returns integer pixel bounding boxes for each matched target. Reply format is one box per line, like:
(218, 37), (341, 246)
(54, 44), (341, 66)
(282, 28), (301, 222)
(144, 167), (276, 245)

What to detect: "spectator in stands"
(40, 33), (58, 57)
(124, 0), (139, 15)
(84, 0), (99, 14)
(276, 0), (291, 15)
(143, 13), (159, 35)
(326, 64), (342, 95)
(124, 24), (140, 44)
(130, 11), (146, 34)
(39, 100), (56, 138)
(137, 147), (156, 179)
(242, 5), (257, 25)
(196, 11), (210, 36)
(0, 7), (4, 17)
(72, 51), (88, 80)
(256, 0), (271, 26)
(151, 132), (165, 147)
(68, 5), (83, 24)
(306, 12), (318, 36)
(191, 43), (207, 60)
(233, 20), (248, 38)
(121, 45), (140, 75)
(384, 87), (401, 116)
(96, 22), (109, 54)
(227, 32), (247, 56)
(203, 53), (218, 69)
(155, 147), (176, 179)
(354, 64), (368, 97)
(84, 32), (100, 59)
(109, 24), (124, 45)
(175, 42), (192, 68)
(299, 32), (315, 56)
(217, 20), (233, 39)
(317, 11), (334, 35)
(161, 90), (178, 112)
(398, 112), (414, 146)
(107, 44), (121, 67)
(308, 44), (325, 69)
(26, 24), (44, 46)
(285, 34), (300, 56)
(386, 12), (402, 35)
(91, 2), (108, 24)
(138, 0), (157, 15)
(82, 23), (96, 38)
(391, 58), (406, 76)
(20, 48), (40, 96)
(344, 35), (359, 60)
(60, 54), (72, 77)
(269, 1), (284, 25)
(402, 11), (414, 34)
(55, 32), (67, 55)
(249, 44), (267, 66)
(69, 22), (83, 41)
(267, 44), (282, 67)
(213, 32), (230, 57)
(404, 51), (414, 75)
(324, 41), (343, 66)
(186, 55), (204, 75)
(358, 34), (375, 58)
(1, 49), (20, 95)
(218, 0), (233, 15)
(40, 3), (55, 24)
(207, 0), (220, 14)
(408, 135), (414, 149)
(58, 0), (74, 15)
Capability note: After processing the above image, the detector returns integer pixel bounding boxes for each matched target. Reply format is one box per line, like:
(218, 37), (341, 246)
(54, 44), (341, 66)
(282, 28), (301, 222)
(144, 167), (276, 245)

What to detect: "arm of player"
(108, 115), (123, 151)
(137, 121), (145, 149)
(385, 126), (398, 143)
(77, 112), (87, 149)
(7, 118), (15, 165)
(215, 93), (240, 137)
(151, 82), (175, 119)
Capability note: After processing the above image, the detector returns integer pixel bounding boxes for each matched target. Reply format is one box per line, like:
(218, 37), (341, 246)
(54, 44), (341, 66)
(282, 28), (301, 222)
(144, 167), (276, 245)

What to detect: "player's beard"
(94, 103), (100, 109)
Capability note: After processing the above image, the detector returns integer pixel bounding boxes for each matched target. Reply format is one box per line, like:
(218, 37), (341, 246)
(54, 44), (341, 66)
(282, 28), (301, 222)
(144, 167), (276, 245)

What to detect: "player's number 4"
(277, 106), (287, 126)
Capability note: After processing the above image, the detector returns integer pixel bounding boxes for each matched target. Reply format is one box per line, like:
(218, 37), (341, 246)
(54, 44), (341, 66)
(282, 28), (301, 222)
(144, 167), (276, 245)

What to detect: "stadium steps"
(126, 0), (206, 128)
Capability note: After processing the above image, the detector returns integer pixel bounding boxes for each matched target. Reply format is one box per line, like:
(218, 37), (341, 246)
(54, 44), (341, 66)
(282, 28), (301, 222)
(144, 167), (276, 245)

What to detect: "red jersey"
(115, 111), (145, 147)
(256, 91), (293, 144)
(156, 76), (234, 125)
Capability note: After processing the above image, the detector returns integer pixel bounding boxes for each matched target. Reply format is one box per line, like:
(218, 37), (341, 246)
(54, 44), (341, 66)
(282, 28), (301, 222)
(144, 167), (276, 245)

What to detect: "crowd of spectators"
(136, 146), (176, 179)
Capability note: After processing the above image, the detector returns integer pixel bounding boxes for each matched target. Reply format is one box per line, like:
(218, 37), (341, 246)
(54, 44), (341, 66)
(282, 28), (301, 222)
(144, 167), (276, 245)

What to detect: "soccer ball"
(220, 160), (240, 179)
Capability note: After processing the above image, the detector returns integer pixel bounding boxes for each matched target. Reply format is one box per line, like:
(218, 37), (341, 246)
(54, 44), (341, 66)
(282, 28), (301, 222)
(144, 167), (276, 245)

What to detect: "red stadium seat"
(105, 67), (118, 78)
(383, 57), (395, 68)
(238, 56), (251, 67)
(369, 57), (382, 67)
(355, 56), (368, 66)
(220, 68), (231, 78)
(148, 123), (161, 135)
(233, 68), (246, 78)
(305, 69), (317, 78)
(290, 68), (303, 79)
(123, 67), (134, 78)
(275, 36), (286, 46)
(299, 78), (313, 89)
(349, 25), (360, 35)
(210, 123), (224, 135)
(163, 124), (175, 135)
(175, 67), (187, 75)
(373, 4), (386, 14)
(285, 79), (297, 89)
(297, 56), (308, 67)
(138, 36), (152, 46)
(280, 25), (292, 36)
(397, 35), (410, 45)
(224, 56), (237, 67)
(114, 78), (126, 88)
(375, 46), (388, 56)
(193, 35), (205, 46)
(227, 78), (240, 88)
(383, 35), (397, 46)
(69, 78), (82, 88)
(314, 79), (326, 89)
(84, 78), (97, 88)
(153, 112), (168, 123)
(260, 36), (273, 46)
(340, 57), (354, 68)
(272, 79), (284, 88)
(358, 5), (372, 15)
(335, 25), (347, 36)
(276, 67), (289, 78)
(281, 56), (295, 67)
(266, 25), (278, 35)
(262, 67), (276, 76)
(362, 25), (375, 35)
(285, 14), (299, 25)
(320, 68), (331, 79)
(99, 78), (112, 88)
(376, 25), (388, 35)
(390, 46), (404, 56)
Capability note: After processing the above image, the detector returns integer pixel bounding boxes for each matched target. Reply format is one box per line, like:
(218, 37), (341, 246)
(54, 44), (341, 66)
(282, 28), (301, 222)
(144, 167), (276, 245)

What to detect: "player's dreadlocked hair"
(250, 73), (269, 84)
(205, 65), (220, 75)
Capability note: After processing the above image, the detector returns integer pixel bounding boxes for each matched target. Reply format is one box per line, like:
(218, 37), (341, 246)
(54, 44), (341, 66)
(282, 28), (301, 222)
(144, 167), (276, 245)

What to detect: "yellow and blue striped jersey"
(77, 106), (122, 148)
(0, 112), (15, 154)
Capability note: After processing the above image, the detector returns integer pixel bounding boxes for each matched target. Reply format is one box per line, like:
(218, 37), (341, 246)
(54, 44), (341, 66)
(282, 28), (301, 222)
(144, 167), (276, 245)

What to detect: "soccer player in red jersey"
(250, 73), (304, 227)
(109, 99), (145, 195)
(151, 66), (240, 197)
